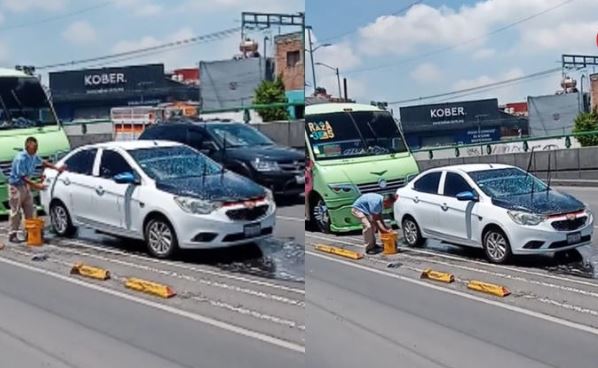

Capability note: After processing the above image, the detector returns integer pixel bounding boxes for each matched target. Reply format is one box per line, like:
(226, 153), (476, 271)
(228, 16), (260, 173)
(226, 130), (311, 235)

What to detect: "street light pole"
(315, 62), (342, 98)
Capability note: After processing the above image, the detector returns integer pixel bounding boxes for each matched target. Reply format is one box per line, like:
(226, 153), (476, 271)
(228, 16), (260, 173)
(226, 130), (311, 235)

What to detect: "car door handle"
(61, 178), (71, 186)
(95, 186), (104, 196)
(413, 196), (420, 203)
(441, 203), (448, 211)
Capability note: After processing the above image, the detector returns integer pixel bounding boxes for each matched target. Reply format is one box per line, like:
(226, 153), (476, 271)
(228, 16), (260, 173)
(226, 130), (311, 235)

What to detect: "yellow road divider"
(125, 277), (176, 298)
(420, 269), (454, 283)
(315, 244), (363, 260)
(70, 263), (110, 280)
(467, 280), (511, 297)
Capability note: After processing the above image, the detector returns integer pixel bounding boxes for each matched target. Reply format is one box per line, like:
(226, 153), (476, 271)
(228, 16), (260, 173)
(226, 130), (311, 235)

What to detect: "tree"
(573, 108), (598, 147)
(253, 75), (289, 122)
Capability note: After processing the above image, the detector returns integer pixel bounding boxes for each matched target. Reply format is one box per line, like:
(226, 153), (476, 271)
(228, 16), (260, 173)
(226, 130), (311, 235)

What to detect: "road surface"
(306, 186), (598, 367)
(0, 198), (304, 367)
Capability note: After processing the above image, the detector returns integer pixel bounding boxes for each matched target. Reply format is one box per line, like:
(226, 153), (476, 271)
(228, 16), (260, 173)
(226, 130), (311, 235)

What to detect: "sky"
(0, 0), (302, 83)
(306, 0), (598, 107)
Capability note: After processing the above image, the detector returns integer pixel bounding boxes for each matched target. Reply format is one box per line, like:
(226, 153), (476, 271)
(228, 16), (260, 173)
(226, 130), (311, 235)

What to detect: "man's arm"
(42, 160), (66, 173)
(372, 214), (391, 233)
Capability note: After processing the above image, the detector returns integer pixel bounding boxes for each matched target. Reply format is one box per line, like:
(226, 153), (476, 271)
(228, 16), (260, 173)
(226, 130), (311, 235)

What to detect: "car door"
(439, 171), (480, 244)
(55, 148), (98, 224)
(410, 171), (442, 235)
(88, 149), (138, 233)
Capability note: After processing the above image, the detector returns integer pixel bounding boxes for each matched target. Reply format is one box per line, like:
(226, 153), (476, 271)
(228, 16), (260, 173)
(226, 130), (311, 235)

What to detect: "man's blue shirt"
(352, 193), (384, 216)
(8, 150), (42, 186)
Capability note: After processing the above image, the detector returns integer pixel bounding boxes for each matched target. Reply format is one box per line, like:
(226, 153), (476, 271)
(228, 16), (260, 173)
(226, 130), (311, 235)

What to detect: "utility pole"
(307, 27), (316, 93)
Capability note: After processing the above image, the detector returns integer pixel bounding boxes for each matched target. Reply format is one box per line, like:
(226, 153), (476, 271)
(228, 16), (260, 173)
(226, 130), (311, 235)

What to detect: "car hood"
(227, 144), (303, 162)
(315, 153), (420, 184)
(491, 190), (585, 215)
(155, 172), (266, 201)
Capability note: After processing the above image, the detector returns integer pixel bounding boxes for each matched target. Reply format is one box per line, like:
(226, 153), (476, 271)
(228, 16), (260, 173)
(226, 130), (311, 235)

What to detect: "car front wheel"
(483, 227), (512, 264)
(145, 217), (178, 259)
(402, 217), (425, 247)
(311, 195), (331, 233)
(50, 201), (76, 237)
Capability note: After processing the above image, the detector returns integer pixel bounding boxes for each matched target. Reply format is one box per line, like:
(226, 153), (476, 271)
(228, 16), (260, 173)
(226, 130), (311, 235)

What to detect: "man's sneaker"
(366, 246), (382, 255)
(8, 234), (23, 243)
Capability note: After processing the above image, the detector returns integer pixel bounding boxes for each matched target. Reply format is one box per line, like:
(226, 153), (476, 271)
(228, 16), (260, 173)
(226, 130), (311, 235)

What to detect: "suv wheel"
(145, 217), (178, 259)
(402, 217), (425, 247)
(311, 196), (331, 233)
(483, 228), (512, 264)
(50, 201), (76, 237)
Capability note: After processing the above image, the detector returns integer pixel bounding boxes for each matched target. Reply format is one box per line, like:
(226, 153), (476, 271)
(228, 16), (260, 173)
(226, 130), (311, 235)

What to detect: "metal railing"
(412, 130), (598, 159)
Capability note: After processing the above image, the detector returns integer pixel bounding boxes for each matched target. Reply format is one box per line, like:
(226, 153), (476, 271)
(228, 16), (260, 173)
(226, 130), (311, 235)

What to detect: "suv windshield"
(468, 168), (548, 198)
(0, 77), (58, 130)
(128, 146), (221, 181)
(306, 110), (408, 160)
(205, 124), (273, 147)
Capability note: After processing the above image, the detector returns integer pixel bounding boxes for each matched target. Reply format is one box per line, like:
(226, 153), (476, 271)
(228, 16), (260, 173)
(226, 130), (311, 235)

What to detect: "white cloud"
(315, 42), (361, 71)
(180, 0), (303, 13)
(410, 63), (442, 83)
(0, 40), (10, 62)
(452, 68), (525, 103)
(356, 0), (598, 56)
(1, 0), (65, 12)
(472, 48), (495, 60)
(112, 0), (163, 17)
(62, 21), (97, 45)
(520, 21), (598, 54)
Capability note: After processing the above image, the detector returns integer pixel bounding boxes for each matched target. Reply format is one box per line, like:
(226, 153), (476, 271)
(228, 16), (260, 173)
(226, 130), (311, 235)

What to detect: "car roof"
(426, 163), (514, 174)
(0, 68), (29, 78)
(84, 140), (183, 150)
(306, 103), (383, 115)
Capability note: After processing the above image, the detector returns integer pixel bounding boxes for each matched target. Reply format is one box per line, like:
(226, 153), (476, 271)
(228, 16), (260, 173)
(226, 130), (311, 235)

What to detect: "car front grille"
(549, 235), (591, 249)
(551, 216), (588, 231)
(226, 205), (269, 221)
(357, 177), (406, 194)
(278, 160), (305, 173)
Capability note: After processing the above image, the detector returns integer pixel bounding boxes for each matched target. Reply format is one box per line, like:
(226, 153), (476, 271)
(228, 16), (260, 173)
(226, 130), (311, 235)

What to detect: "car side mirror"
(200, 141), (218, 154)
(456, 191), (478, 201)
(113, 172), (139, 185)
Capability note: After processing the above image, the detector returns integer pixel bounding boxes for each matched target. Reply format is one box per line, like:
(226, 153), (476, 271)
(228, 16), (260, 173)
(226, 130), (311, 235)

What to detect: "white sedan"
(393, 164), (593, 263)
(41, 140), (276, 258)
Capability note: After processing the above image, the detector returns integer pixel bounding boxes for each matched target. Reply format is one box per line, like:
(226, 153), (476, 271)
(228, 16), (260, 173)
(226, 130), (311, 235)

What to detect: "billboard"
(528, 93), (581, 136)
(49, 64), (166, 98)
(399, 98), (500, 133)
(200, 57), (273, 111)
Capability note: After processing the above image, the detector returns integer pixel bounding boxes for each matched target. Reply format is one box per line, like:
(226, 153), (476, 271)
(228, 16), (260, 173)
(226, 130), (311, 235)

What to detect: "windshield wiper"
(0, 95), (12, 123)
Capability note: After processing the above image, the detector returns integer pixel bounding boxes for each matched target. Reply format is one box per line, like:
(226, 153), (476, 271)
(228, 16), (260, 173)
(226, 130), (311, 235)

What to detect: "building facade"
(49, 64), (199, 121)
(274, 32), (303, 91)
(399, 98), (528, 149)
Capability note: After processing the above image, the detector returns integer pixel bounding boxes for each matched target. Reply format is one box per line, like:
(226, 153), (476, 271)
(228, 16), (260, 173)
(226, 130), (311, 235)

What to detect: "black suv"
(139, 120), (305, 197)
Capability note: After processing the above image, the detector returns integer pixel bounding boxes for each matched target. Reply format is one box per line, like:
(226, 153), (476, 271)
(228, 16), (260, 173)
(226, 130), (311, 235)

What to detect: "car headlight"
(586, 207), (593, 221)
(174, 196), (222, 214)
(251, 158), (280, 172)
(507, 210), (546, 226)
(265, 188), (274, 202)
(328, 183), (355, 194)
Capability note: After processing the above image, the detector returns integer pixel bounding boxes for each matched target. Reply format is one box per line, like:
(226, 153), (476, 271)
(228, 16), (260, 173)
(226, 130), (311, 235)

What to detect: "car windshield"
(128, 145), (222, 181)
(0, 77), (58, 130)
(306, 110), (408, 160)
(205, 124), (273, 147)
(468, 168), (548, 198)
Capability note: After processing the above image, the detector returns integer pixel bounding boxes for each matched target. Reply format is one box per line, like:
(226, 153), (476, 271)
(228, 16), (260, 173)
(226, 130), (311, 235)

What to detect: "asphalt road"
(0, 197), (304, 367)
(306, 186), (598, 368)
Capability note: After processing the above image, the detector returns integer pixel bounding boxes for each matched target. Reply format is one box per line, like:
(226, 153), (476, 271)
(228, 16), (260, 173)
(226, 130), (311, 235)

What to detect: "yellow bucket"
(381, 231), (398, 255)
(24, 218), (44, 247)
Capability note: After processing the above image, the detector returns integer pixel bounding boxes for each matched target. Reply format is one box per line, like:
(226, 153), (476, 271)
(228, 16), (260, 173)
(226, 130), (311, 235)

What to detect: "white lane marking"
(307, 232), (598, 289)
(0, 256), (305, 353)
(192, 297), (305, 331)
(532, 297), (598, 318)
(44, 245), (305, 307)
(56, 239), (304, 295)
(276, 216), (304, 222)
(307, 251), (598, 338)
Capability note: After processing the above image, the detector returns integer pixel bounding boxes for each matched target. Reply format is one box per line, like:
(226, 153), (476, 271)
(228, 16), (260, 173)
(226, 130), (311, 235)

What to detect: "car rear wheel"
(402, 217), (425, 247)
(311, 195), (331, 233)
(50, 201), (76, 237)
(483, 228), (512, 264)
(145, 217), (178, 259)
